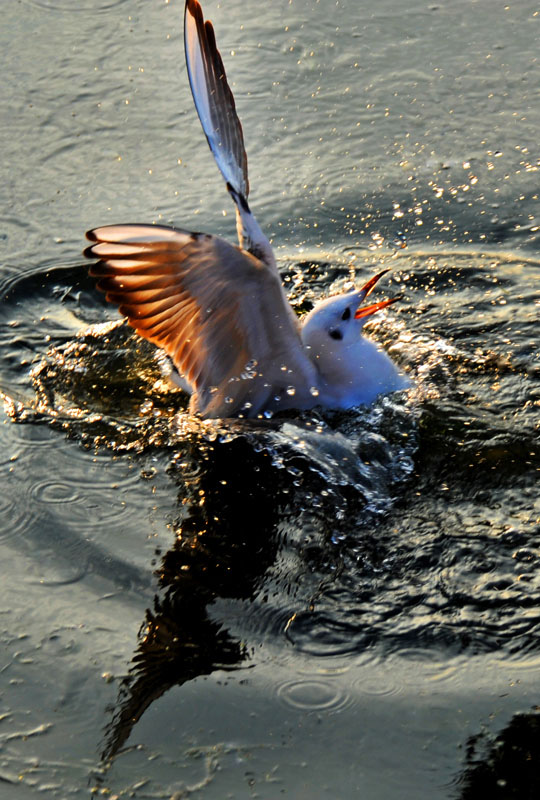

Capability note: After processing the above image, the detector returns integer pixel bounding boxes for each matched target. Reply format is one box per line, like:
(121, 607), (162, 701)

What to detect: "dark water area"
(1, 0), (539, 798)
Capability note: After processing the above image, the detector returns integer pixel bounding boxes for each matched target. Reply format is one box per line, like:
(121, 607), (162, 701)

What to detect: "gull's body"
(85, 0), (409, 419)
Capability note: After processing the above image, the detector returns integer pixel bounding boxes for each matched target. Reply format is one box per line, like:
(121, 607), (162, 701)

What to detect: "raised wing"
(184, 0), (248, 199)
(85, 224), (317, 418)
(184, 0), (275, 268)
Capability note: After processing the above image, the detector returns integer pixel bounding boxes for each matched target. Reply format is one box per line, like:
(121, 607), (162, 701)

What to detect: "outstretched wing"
(184, 0), (248, 199)
(85, 224), (317, 418)
(184, 0), (275, 267)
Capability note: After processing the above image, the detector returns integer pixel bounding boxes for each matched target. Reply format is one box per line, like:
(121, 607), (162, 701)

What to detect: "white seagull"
(85, 0), (409, 419)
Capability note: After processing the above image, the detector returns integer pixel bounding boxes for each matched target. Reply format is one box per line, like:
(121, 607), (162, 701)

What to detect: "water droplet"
(242, 401), (253, 410)
(286, 386), (296, 396)
(225, 396), (234, 404)
(241, 358), (258, 379)
(310, 386), (320, 397)
(390, 231), (407, 250)
(263, 410), (273, 419)
(280, 364), (288, 372)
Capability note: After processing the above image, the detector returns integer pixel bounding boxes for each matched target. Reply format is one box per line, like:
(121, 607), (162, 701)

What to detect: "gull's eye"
(341, 307), (351, 321)
(329, 329), (343, 341)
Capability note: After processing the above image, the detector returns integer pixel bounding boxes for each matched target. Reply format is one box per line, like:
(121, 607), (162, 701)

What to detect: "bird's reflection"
(101, 429), (314, 761)
(99, 405), (396, 761)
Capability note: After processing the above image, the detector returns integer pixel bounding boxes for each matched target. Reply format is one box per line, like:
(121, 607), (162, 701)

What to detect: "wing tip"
(83, 243), (97, 260)
(184, 0), (204, 41)
(185, 0), (202, 20)
(183, 0), (250, 201)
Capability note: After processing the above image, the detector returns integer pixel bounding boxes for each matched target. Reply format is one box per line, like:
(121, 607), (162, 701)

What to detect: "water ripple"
(351, 672), (401, 699)
(22, 0), (129, 10)
(276, 678), (351, 712)
(285, 610), (374, 658)
(0, 490), (33, 544)
(31, 479), (79, 505)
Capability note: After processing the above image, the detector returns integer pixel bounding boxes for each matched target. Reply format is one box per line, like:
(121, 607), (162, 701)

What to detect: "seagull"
(84, 0), (409, 419)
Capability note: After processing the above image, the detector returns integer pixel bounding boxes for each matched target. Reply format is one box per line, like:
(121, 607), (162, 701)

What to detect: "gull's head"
(300, 270), (398, 352)
(299, 270), (408, 407)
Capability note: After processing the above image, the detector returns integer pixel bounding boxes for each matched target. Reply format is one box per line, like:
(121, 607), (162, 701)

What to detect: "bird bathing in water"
(84, 0), (410, 419)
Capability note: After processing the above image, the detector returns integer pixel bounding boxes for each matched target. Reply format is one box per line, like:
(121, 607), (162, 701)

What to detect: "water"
(1, 0), (539, 797)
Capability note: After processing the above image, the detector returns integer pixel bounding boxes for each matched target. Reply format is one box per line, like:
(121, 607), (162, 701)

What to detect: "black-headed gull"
(85, 0), (409, 419)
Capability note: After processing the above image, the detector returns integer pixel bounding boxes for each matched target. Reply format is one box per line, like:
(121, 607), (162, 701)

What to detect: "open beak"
(354, 270), (399, 320)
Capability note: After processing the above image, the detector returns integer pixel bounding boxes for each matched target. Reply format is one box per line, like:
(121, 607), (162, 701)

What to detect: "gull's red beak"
(354, 269), (399, 320)
(355, 296), (399, 319)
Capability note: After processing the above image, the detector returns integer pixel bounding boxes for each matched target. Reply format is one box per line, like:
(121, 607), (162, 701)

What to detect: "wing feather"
(85, 224), (317, 417)
(184, 0), (249, 198)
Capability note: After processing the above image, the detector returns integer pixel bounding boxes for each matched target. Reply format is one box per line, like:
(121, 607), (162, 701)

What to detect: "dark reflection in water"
(456, 709), (540, 800)
(101, 424), (373, 760)
(101, 436), (282, 760)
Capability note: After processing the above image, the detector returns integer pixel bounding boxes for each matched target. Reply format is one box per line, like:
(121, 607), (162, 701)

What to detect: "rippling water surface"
(1, 1), (539, 798)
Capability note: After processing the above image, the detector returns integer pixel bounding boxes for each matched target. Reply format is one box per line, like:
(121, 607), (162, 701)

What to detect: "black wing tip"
(185, 0), (205, 38)
(185, 0), (216, 42)
(204, 18), (218, 52)
(83, 243), (98, 260)
(226, 182), (250, 213)
(185, 0), (202, 20)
